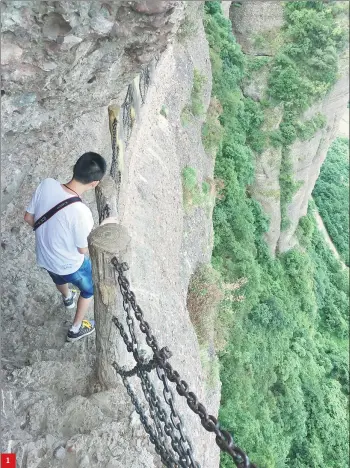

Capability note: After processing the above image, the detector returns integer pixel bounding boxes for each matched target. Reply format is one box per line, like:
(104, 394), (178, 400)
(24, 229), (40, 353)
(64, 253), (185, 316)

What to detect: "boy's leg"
(67, 257), (95, 342)
(55, 283), (70, 298)
(46, 270), (76, 308)
(72, 296), (93, 327)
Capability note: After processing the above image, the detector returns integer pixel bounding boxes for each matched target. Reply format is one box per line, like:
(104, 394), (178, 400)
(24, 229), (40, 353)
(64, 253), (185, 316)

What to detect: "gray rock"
(230, 1), (284, 55)
(1, 2), (221, 467)
(79, 454), (90, 467)
(54, 446), (66, 460)
(1, 41), (23, 65)
(278, 71), (349, 252)
(230, 1), (349, 255)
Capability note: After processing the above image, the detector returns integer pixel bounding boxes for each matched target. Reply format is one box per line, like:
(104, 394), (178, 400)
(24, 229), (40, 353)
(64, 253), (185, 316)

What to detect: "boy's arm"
(74, 210), (94, 255)
(25, 182), (42, 227)
(24, 211), (35, 227)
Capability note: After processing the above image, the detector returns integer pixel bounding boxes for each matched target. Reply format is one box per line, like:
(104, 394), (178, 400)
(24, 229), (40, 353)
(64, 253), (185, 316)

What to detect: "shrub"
(191, 68), (207, 116)
(204, 4), (349, 467)
(202, 97), (224, 156)
(187, 264), (224, 347)
(180, 69), (207, 126)
(182, 166), (214, 212)
(313, 137), (349, 265)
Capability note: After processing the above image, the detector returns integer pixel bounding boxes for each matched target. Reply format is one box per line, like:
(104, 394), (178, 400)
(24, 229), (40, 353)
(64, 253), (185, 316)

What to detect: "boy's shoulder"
(37, 178), (59, 190)
(41, 178), (58, 186)
(74, 199), (93, 217)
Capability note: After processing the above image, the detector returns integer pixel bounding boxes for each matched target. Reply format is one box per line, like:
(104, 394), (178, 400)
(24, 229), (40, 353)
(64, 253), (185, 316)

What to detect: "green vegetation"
(279, 149), (303, 231)
(160, 104), (169, 118)
(269, 2), (347, 110)
(267, 1), (347, 230)
(177, 9), (199, 44)
(187, 264), (223, 347)
(181, 69), (207, 126)
(202, 97), (224, 156)
(313, 137), (349, 266)
(191, 69), (207, 116)
(182, 166), (214, 212)
(202, 2), (349, 467)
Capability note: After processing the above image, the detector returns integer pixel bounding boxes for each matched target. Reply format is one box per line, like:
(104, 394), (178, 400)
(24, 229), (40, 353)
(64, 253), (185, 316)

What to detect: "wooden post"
(88, 222), (132, 389)
(89, 175), (132, 389)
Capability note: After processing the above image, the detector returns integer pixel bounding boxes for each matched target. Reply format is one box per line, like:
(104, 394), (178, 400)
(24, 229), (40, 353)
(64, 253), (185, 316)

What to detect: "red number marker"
(1, 453), (16, 468)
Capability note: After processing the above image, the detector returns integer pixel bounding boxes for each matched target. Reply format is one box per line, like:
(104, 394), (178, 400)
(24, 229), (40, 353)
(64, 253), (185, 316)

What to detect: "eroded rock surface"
(2, 1), (220, 467)
(1, 0), (185, 210)
(230, 0), (284, 56)
(230, 0), (349, 255)
(278, 72), (350, 252)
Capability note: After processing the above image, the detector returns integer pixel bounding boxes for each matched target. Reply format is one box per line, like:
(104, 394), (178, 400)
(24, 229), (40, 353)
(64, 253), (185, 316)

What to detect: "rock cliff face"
(1, 1), (220, 467)
(228, 0), (349, 254)
(1, 0), (184, 212)
(278, 70), (349, 252)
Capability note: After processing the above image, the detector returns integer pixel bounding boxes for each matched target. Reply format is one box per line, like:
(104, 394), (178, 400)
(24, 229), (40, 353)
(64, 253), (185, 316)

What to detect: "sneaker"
(63, 289), (78, 309)
(67, 320), (95, 343)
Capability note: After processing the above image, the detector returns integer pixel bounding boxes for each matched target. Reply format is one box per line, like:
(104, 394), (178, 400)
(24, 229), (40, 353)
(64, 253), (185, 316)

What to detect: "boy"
(24, 152), (107, 342)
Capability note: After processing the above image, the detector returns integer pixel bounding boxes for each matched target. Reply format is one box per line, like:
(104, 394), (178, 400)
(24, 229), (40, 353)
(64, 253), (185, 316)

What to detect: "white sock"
(70, 322), (81, 333)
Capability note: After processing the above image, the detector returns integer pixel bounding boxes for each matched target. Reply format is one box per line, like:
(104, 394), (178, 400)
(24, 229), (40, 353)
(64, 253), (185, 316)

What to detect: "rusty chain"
(112, 259), (198, 467)
(122, 85), (133, 144)
(107, 59), (155, 210)
(111, 256), (257, 468)
(109, 118), (119, 182)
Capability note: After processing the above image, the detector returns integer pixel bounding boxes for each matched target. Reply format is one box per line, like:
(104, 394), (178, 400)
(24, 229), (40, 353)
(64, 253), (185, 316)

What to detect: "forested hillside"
(313, 137), (349, 266)
(202, 2), (349, 467)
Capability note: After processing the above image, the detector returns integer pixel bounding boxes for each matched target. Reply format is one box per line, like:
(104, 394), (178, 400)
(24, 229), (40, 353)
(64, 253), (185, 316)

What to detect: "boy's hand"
(24, 211), (35, 227)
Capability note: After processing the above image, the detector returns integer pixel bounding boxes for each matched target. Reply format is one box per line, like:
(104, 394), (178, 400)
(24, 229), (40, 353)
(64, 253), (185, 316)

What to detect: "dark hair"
(73, 152), (107, 184)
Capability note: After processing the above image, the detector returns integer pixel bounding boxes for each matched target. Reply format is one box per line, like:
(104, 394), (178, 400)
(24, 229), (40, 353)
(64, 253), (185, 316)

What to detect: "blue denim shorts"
(47, 257), (94, 299)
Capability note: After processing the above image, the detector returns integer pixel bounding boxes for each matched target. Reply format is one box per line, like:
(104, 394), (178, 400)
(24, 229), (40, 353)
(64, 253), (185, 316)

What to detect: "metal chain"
(156, 366), (199, 468)
(121, 374), (178, 467)
(111, 256), (258, 468)
(110, 118), (118, 182)
(143, 367), (194, 468)
(122, 85), (133, 144)
(139, 65), (151, 104)
(107, 57), (159, 217)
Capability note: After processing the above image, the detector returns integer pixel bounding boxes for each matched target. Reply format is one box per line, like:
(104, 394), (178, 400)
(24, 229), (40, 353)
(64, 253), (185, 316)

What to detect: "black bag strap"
(33, 197), (81, 231)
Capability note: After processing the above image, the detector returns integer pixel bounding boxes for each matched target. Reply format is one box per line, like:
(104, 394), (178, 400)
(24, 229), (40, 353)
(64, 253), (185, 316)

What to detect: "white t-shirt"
(26, 178), (94, 275)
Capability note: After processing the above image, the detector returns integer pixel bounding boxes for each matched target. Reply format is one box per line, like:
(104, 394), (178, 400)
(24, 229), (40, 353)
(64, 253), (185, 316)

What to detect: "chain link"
(139, 65), (151, 104)
(111, 256), (258, 468)
(110, 118), (119, 182)
(122, 85), (133, 144)
(108, 60), (155, 213)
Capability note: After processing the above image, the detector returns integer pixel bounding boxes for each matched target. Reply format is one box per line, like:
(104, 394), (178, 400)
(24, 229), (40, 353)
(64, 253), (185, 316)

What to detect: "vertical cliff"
(228, 0), (349, 254)
(1, 1), (220, 466)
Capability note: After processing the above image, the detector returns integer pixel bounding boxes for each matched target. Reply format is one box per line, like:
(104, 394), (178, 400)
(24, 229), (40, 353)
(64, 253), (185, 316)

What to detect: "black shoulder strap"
(33, 197), (81, 231)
